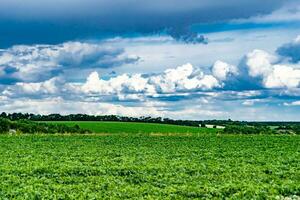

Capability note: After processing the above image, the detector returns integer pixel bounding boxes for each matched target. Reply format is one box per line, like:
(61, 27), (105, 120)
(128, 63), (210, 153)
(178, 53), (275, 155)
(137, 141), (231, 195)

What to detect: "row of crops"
(0, 134), (299, 199)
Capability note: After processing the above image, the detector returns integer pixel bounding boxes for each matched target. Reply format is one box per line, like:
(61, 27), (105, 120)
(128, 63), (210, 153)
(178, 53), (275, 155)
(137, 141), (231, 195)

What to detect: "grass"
(44, 121), (217, 135)
(0, 134), (299, 199)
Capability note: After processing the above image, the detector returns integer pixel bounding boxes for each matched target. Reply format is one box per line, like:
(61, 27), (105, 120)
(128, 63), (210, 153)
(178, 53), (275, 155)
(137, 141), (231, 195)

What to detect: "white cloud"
(0, 52), (13, 65)
(149, 63), (220, 92)
(245, 49), (276, 77)
(264, 64), (300, 88)
(212, 60), (237, 81)
(80, 71), (155, 95)
(284, 101), (300, 106)
(294, 35), (300, 43)
(242, 99), (267, 106)
(56, 42), (139, 68)
(242, 100), (255, 106)
(78, 63), (220, 97)
(1, 63), (223, 103)
(4, 45), (300, 103)
(3, 77), (62, 97)
(0, 97), (161, 117)
(0, 42), (139, 82)
(244, 49), (300, 88)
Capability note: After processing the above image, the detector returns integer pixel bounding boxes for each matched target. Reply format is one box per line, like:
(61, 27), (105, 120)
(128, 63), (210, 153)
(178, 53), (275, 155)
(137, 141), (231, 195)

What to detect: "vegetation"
(0, 134), (299, 199)
(275, 125), (300, 134)
(49, 121), (300, 135)
(47, 121), (217, 135)
(223, 125), (300, 135)
(0, 112), (203, 127)
(223, 125), (276, 135)
(0, 113), (299, 198)
(1, 112), (300, 131)
(0, 118), (90, 134)
(1, 113), (299, 135)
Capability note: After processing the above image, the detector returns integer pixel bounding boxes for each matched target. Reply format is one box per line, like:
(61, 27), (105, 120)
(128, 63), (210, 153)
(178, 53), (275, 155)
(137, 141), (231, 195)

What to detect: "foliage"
(223, 124), (300, 135)
(276, 125), (300, 134)
(223, 125), (276, 135)
(0, 118), (90, 134)
(0, 112), (203, 127)
(0, 134), (299, 199)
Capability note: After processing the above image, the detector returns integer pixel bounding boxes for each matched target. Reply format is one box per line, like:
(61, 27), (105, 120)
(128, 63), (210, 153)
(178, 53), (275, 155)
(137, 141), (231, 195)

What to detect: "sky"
(1, 0), (300, 120)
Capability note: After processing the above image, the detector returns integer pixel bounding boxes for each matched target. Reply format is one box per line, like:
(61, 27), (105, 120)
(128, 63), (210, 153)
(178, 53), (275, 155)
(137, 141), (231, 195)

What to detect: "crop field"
(45, 121), (217, 135)
(0, 134), (299, 199)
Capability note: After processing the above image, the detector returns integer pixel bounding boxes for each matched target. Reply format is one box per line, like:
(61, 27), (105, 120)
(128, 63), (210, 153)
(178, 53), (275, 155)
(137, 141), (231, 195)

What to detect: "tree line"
(0, 112), (206, 127)
(223, 125), (300, 135)
(1, 112), (300, 126)
(223, 125), (275, 135)
(0, 118), (91, 134)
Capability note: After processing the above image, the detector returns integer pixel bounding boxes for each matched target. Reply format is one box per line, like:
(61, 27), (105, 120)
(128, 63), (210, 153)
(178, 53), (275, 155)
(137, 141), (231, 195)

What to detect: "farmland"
(45, 121), (217, 135)
(0, 134), (299, 199)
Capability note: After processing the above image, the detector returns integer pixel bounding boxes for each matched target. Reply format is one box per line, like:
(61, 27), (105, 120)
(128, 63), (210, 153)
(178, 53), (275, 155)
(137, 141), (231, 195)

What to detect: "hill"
(46, 121), (217, 135)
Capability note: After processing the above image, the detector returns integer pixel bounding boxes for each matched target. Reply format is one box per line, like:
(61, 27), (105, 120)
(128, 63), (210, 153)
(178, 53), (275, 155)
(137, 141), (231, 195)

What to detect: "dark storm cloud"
(276, 37), (300, 63)
(0, 0), (294, 47)
(0, 0), (288, 19)
(167, 27), (208, 44)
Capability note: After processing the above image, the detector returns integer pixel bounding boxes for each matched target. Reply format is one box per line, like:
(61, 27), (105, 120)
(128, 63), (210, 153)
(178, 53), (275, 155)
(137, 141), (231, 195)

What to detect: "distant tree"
(0, 118), (10, 133)
(0, 112), (7, 118)
(0, 117), (91, 134)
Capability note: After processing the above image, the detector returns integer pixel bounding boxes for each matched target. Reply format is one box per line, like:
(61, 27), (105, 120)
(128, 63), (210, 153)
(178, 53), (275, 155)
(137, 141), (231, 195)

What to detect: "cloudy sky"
(1, 0), (300, 120)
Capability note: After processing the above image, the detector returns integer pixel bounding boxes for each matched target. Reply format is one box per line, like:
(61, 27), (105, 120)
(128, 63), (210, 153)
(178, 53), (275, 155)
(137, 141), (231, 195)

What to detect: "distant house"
(200, 124), (225, 129)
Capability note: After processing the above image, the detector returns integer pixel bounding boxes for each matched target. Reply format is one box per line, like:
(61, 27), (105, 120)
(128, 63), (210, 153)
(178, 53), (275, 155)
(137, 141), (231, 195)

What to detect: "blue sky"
(1, 0), (300, 120)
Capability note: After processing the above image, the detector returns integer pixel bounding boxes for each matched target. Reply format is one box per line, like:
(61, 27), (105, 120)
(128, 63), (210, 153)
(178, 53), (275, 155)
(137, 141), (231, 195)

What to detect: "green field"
(45, 121), (217, 135)
(0, 134), (299, 199)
